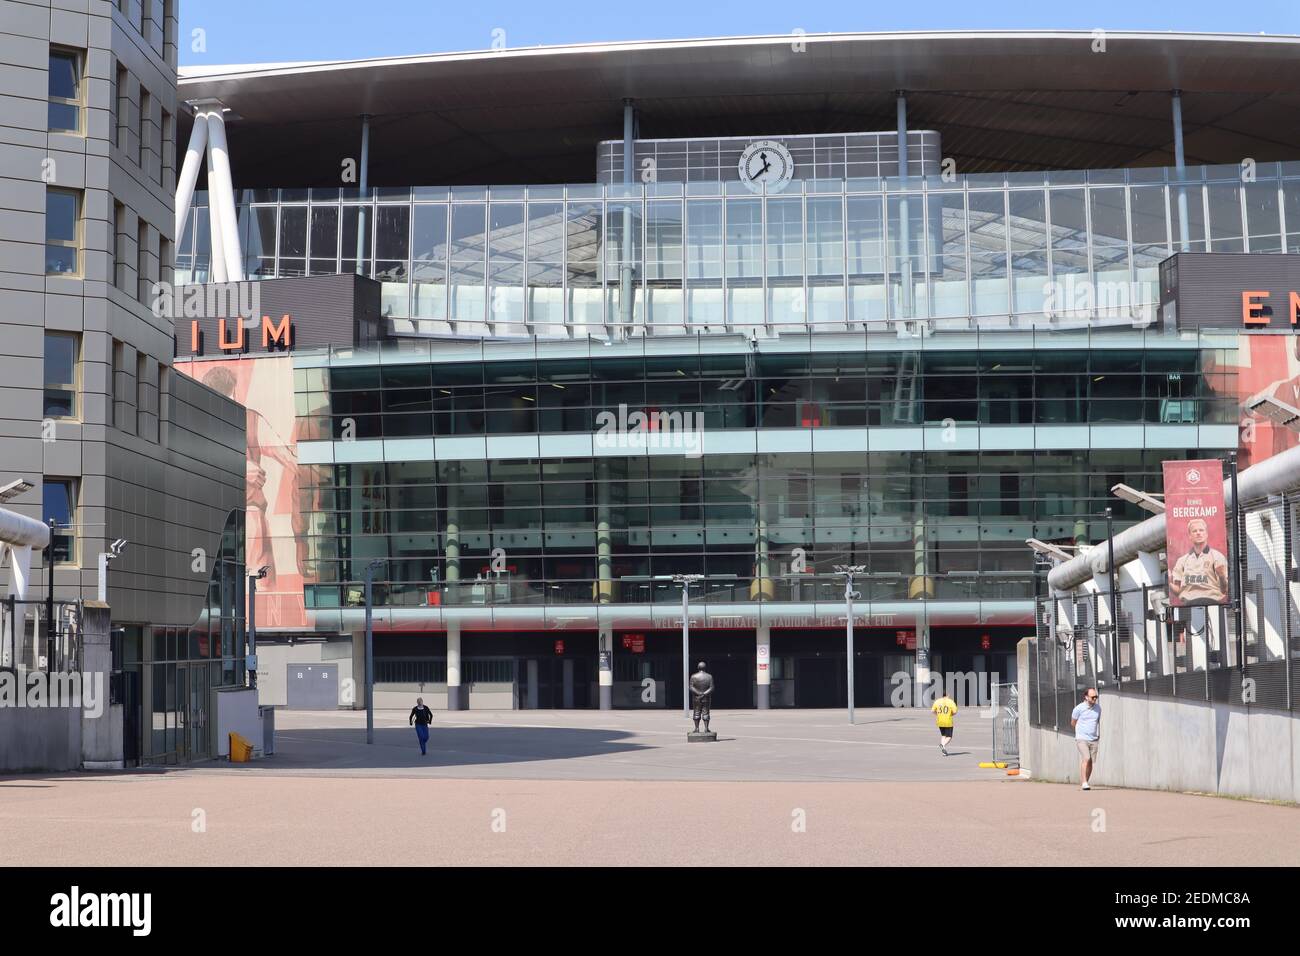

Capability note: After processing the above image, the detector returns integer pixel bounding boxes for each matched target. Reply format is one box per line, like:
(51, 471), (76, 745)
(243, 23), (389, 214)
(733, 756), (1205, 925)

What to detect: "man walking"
(931, 688), (958, 755)
(1071, 687), (1101, 790)
(409, 697), (434, 756)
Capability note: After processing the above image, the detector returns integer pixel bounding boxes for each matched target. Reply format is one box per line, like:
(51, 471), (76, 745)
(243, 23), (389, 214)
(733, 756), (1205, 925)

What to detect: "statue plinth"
(687, 730), (718, 742)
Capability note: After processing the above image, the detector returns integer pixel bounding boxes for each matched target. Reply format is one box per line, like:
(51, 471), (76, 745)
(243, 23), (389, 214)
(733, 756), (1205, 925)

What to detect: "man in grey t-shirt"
(1070, 688), (1101, 790)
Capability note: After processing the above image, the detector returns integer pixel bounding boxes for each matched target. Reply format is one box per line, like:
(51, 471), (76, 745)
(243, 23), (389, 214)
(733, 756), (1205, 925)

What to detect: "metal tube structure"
(1172, 91), (1191, 252)
(1105, 507), (1119, 684)
(205, 139), (228, 283)
(896, 92), (912, 318)
(619, 99), (635, 338)
(681, 584), (690, 716)
(1230, 454), (1245, 670)
(846, 574), (855, 723)
(356, 114), (370, 270)
(174, 110), (208, 244)
(204, 107), (244, 282)
(46, 519), (55, 673)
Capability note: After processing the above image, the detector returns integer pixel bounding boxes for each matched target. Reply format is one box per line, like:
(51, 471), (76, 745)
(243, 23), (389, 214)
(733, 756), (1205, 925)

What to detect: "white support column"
(204, 108), (244, 282)
(7, 543), (33, 601)
(205, 138), (228, 284)
(598, 624), (613, 710)
(174, 111), (208, 245)
(756, 623), (771, 708)
(446, 622), (463, 710)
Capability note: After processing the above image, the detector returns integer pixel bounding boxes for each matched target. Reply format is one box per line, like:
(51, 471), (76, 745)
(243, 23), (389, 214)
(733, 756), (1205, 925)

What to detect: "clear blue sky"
(179, 0), (1300, 65)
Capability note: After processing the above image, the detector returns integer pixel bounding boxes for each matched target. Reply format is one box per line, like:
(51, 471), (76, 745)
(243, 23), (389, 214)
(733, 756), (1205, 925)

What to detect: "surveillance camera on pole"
(98, 538), (128, 602)
(246, 565), (271, 690)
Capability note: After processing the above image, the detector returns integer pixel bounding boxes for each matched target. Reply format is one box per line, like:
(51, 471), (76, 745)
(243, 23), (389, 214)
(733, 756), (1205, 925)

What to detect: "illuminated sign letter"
(1242, 290), (1270, 326)
(190, 320), (201, 353)
(262, 314), (292, 349)
(1291, 291), (1300, 326)
(217, 317), (245, 351)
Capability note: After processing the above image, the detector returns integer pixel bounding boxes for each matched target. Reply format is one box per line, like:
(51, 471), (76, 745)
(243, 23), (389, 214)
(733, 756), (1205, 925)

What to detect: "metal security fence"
(991, 681), (1019, 762)
(0, 597), (82, 674)
(1029, 494), (1300, 725)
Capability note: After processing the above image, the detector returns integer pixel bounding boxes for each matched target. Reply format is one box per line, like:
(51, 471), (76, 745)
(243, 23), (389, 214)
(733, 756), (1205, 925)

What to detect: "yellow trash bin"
(229, 732), (254, 762)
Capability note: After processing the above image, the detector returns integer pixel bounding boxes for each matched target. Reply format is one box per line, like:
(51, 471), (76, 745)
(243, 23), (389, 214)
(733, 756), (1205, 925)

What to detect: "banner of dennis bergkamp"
(1162, 458), (1230, 608)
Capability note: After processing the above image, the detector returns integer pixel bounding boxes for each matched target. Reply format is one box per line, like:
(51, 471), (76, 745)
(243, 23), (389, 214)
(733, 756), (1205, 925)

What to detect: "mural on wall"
(176, 355), (314, 629)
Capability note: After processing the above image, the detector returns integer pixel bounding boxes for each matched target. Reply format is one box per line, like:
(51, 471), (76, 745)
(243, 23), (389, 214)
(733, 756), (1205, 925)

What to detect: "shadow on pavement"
(220, 724), (653, 772)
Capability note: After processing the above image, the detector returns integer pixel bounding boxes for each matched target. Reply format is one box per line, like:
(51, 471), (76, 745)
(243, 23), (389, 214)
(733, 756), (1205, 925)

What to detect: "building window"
(115, 64), (128, 150)
(159, 108), (172, 185)
(44, 332), (79, 419)
(113, 201), (127, 289)
(110, 339), (125, 428)
(48, 49), (82, 132)
(138, 86), (150, 170)
(45, 188), (80, 275)
(43, 479), (77, 564)
(137, 218), (150, 303)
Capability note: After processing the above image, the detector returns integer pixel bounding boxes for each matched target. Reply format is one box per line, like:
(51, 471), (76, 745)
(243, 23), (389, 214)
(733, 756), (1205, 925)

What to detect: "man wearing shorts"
(931, 691), (958, 755)
(1071, 688), (1101, 790)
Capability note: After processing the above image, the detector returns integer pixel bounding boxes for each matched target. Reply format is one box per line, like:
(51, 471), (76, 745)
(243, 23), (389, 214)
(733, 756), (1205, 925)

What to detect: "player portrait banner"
(1163, 458), (1231, 608)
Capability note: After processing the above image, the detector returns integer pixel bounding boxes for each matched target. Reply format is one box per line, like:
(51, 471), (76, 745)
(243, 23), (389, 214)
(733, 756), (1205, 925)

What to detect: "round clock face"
(738, 140), (794, 193)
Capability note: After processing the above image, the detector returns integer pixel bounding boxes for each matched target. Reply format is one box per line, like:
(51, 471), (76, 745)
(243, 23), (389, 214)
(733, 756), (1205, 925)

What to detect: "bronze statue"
(689, 661), (714, 734)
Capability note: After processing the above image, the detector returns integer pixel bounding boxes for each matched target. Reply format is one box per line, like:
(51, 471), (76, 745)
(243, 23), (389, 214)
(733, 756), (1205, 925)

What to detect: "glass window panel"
(1011, 250), (1048, 314)
(1244, 181), (1282, 253)
(1170, 183), (1207, 252)
(309, 205), (338, 266)
(1207, 184), (1244, 252)
(847, 195), (884, 322)
(806, 196), (844, 277)
(1284, 180), (1300, 246)
(412, 204), (448, 321)
(1089, 188), (1128, 245)
(765, 197), (803, 279)
(725, 198), (762, 280)
(48, 51), (78, 99)
(279, 207), (307, 258)
(45, 189), (78, 242)
(930, 193), (967, 318)
(450, 204), (487, 325)
(1007, 190), (1048, 251)
(685, 200), (722, 280)
(375, 204), (410, 261)
(1049, 189), (1088, 250)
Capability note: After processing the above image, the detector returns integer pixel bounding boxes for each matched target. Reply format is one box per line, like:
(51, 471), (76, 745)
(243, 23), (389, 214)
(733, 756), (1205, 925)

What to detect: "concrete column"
(446, 622), (464, 710)
(80, 601), (123, 770)
(598, 625), (613, 710)
(444, 464), (460, 596)
(526, 659), (539, 709)
(756, 624), (771, 708)
(563, 658), (575, 708)
(1171, 91), (1191, 252)
(174, 111), (208, 245)
(915, 622), (931, 708)
(204, 108), (244, 282)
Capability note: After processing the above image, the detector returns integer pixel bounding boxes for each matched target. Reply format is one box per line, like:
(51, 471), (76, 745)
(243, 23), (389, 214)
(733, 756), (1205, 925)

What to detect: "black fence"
(0, 597), (82, 674)
(1029, 494), (1300, 728)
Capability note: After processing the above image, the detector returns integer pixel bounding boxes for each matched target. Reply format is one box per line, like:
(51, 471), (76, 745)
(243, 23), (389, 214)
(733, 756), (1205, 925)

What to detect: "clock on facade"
(737, 140), (794, 193)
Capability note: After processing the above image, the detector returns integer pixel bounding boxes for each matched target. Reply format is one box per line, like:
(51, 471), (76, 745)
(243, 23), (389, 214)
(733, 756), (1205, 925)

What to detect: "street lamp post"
(672, 574), (704, 717)
(364, 558), (385, 744)
(1104, 507), (1119, 685)
(834, 565), (865, 724)
(247, 565), (269, 689)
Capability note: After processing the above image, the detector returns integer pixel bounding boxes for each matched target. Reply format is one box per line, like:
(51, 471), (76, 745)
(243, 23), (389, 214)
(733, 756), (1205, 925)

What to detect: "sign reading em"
(1241, 290), (1300, 328)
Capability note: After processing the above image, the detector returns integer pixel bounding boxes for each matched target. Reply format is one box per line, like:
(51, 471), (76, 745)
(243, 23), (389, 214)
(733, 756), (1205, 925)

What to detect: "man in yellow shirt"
(931, 691), (958, 755)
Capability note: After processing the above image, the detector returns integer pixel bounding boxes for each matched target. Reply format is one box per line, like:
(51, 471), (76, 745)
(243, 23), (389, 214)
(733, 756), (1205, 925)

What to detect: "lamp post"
(672, 574), (704, 716)
(247, 565), (269, 689)
(364, 558), (385, 744)
(1104, 507), (1119, 685)
(834, 565), (865, 724)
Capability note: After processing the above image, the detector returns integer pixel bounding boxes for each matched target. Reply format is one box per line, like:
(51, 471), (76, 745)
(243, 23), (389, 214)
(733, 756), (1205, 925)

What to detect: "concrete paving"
(2, 708), (1297, 866)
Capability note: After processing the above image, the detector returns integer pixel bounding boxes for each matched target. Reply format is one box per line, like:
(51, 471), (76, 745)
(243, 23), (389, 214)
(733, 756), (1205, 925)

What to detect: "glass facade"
(291, 331), (1237, 615)
(178, 162), (1300, 335)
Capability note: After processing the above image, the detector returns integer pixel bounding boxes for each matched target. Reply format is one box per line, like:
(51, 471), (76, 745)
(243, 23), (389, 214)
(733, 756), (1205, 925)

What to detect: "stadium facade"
(161, 30), (1300, 712)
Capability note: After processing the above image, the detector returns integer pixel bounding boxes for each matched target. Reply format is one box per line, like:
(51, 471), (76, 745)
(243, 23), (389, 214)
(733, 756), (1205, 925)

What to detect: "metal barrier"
(0, 597), (82, 674)
(1029, 494), (1300, 723)
(991, 681), (1019, 763)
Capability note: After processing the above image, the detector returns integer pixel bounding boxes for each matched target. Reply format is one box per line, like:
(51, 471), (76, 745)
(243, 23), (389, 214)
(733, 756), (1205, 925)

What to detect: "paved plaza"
(3, 708), (1298, 866)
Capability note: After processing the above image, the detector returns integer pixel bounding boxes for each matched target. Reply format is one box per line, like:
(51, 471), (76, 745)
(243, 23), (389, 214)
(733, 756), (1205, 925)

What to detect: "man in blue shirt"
(1071, 688), (1101, 790)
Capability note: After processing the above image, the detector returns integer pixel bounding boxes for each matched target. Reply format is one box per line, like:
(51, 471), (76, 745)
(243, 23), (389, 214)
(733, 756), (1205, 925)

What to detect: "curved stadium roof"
(176, 30), (1300, 187)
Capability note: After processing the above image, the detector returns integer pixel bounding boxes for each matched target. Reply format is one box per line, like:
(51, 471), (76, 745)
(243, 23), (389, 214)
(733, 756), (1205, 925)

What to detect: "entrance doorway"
(176, 663), (209, 760)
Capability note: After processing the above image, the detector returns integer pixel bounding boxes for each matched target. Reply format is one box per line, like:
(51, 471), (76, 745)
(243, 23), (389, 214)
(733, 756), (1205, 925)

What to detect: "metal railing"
(0, 597), (82, 675)
(1029, 494), (1300, 725)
